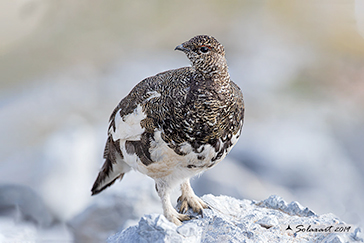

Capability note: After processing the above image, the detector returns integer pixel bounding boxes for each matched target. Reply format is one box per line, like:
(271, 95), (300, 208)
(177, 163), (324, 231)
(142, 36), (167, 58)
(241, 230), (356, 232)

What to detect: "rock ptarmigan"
(91, 35), (245, 225)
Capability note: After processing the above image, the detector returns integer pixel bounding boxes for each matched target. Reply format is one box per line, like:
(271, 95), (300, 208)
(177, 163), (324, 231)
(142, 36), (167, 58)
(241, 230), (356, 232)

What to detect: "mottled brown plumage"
(91, 35), (244, 225)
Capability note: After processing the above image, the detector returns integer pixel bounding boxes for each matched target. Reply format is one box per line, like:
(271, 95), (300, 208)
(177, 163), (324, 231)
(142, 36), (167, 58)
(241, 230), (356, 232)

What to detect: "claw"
(169, 212), (196, 225)
(189, 215), (198, 220)
(177, 194), (207, 214)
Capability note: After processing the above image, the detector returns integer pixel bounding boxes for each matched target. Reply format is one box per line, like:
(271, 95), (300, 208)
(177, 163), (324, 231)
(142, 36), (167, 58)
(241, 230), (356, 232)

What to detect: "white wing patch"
(108, 104), (147, 171)
(110, 104), (146, 141)
(109, 91), (160, 141)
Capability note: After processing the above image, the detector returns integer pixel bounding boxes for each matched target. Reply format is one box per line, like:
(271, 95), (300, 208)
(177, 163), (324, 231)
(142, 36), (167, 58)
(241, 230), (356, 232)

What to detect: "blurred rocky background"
(0, 0), (363, 242)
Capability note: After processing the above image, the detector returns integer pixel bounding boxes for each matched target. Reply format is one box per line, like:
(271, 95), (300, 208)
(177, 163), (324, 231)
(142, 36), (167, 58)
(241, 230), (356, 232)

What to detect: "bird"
(91, 35), (244, 225)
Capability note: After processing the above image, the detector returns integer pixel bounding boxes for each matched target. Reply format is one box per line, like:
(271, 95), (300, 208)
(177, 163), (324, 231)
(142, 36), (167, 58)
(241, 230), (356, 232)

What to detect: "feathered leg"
(155, 179), (192, 226)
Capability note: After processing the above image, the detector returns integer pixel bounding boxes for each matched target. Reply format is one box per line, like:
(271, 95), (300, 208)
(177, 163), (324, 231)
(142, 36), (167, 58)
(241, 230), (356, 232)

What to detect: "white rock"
(107, 194), (362, 243)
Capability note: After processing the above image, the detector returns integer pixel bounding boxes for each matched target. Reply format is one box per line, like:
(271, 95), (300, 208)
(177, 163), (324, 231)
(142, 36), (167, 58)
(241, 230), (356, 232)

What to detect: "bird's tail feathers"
(91, 156), (130, 196)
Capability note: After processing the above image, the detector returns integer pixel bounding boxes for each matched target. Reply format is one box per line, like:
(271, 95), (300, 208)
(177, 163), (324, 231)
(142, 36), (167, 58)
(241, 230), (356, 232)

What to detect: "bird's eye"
(200, 46), (210, 53)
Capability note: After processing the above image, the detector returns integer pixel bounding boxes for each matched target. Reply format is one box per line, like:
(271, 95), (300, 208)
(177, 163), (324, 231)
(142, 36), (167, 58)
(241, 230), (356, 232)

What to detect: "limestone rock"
(107, 194), (362, 243)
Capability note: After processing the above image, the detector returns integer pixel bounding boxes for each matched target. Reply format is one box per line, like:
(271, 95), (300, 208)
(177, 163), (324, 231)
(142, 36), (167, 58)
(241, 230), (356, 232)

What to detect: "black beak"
(175, 44), (189, 52)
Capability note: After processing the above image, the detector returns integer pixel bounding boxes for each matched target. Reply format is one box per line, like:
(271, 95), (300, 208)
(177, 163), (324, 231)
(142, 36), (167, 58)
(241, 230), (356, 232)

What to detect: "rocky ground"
(0, 182), (362, 242)
(108, 194), (362, 243)
(107, 195), (363, 243)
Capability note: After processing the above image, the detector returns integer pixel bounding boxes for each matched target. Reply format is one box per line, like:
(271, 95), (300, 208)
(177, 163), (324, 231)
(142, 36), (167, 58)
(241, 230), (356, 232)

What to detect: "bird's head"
(175, 35), (227, 78)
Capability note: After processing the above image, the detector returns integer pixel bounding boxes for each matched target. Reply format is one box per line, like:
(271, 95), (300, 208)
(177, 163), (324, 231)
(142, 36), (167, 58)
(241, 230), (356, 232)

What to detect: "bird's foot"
(177, 194), (208, 214)
(167, 211), (196, 226)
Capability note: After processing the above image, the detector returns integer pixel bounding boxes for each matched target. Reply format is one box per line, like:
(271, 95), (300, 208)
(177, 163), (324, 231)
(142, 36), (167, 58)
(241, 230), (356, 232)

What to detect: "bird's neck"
(194, 62), (231, 90)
